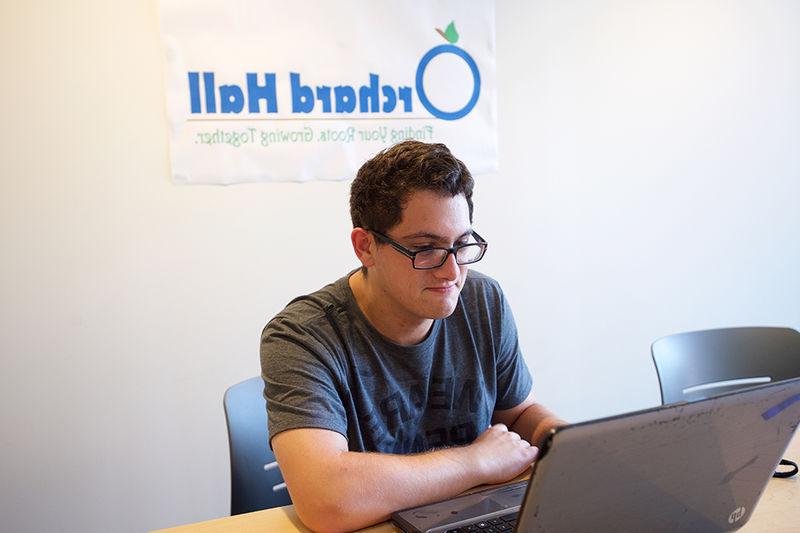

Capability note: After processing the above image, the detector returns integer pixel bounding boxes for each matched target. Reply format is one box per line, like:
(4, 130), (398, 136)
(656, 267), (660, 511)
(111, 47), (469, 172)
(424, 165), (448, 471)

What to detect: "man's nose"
(434, 251), (460, 279)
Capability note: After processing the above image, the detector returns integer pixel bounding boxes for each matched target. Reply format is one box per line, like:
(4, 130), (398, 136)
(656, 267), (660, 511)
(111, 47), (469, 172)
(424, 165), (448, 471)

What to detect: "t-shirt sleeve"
(260, 313), (349, 444)
(493, 286), (533, 410)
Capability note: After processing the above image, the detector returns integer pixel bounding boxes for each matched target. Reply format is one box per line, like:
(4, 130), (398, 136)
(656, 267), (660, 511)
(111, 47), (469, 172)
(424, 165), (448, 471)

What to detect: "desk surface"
(153, 437), (799, 533)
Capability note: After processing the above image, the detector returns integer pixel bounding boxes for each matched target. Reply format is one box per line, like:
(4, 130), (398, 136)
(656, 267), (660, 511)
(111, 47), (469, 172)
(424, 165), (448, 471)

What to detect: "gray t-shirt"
(260, 270), (532, 454)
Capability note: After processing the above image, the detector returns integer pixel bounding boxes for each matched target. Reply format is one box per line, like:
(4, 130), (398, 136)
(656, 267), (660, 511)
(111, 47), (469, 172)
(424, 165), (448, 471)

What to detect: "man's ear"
(351, 228), (376, 268)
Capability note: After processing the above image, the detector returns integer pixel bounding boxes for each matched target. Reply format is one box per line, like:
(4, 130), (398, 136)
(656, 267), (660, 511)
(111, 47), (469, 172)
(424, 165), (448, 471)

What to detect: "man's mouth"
(426, 285), (456, 293)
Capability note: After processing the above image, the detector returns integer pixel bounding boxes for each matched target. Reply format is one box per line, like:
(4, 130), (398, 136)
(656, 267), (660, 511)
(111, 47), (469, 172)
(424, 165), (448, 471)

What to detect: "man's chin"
(425, 300), (459, 320)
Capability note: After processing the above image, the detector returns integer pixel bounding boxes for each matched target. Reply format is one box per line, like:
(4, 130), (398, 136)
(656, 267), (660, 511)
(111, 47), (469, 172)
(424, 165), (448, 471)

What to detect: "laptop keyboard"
(444, 511), (518, 532)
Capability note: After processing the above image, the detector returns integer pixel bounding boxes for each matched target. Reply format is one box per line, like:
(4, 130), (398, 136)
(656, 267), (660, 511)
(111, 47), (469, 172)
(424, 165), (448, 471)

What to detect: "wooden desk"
(153, 437), (799, 533)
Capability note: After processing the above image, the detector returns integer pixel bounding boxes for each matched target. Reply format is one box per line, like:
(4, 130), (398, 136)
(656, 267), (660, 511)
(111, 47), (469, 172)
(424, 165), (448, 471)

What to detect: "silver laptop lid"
(516, 377), (800, 532)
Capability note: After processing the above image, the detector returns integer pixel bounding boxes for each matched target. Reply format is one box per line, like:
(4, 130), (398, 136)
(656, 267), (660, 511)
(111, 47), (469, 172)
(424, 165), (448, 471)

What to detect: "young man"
(261, 141), (563, 532)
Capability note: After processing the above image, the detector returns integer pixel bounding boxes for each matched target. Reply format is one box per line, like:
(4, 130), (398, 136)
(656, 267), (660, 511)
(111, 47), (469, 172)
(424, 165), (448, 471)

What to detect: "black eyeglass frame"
(368, 229), (488, 270)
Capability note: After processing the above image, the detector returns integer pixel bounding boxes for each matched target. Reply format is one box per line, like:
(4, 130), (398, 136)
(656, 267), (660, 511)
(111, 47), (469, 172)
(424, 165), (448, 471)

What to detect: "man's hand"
(494, 391), (568, 448)
(462, 424), (539, 485)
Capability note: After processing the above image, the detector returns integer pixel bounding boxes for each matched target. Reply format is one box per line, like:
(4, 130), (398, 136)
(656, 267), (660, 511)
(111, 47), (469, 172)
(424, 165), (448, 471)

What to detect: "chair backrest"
(651, 326), (800, 404)
(223, 376), (292, 515)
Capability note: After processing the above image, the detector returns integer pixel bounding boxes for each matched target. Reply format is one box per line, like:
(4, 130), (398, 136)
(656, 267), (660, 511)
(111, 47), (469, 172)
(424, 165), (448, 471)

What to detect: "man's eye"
(415, 248), (438, 256)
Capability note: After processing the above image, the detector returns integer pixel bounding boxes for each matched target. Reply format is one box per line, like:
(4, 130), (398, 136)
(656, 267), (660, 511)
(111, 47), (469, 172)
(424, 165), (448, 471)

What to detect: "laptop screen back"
(516, 377), (800, 532)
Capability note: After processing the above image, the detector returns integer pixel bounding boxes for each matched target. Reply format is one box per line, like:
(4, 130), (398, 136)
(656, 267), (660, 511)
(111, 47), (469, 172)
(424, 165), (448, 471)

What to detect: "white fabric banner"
(159, 1), (496, 184)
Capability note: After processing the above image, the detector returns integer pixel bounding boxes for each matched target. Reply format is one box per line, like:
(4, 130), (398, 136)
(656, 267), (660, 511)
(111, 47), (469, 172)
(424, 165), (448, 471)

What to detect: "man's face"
(370, 189), (473, 323)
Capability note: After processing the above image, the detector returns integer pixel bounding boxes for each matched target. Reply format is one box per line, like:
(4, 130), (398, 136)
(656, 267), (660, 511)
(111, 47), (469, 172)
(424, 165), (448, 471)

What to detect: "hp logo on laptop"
(728, 506), (747, 524)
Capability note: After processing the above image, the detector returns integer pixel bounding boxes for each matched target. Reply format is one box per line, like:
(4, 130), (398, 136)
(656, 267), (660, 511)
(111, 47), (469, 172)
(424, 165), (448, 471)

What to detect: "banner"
(159, 1), (496, 184)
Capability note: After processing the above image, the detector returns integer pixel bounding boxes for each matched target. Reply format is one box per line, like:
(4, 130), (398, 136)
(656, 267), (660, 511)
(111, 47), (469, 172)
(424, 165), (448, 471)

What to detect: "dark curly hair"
(349, 141), (474, 232)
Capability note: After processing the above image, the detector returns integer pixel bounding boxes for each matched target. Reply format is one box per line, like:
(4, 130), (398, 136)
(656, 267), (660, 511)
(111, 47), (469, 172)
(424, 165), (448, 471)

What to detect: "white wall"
(1, 1), (797, 531)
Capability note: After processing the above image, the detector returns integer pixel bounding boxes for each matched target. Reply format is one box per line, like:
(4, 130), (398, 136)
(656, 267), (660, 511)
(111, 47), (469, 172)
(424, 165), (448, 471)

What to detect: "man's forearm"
(275, 425), (538, 533)
(301, 446), (478, 532)
(510, 403), (567, 448)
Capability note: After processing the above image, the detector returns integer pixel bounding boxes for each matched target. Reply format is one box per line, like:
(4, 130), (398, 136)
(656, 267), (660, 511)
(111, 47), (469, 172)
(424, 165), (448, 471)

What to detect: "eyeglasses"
(369, 229), (488, 270)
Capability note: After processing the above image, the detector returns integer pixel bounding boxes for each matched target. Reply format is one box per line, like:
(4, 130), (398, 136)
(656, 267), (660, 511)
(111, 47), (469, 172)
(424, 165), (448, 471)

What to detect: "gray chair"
(223, 376), (292, 515)
(651, 326), (800, 404)
(651, 326), (800, 478)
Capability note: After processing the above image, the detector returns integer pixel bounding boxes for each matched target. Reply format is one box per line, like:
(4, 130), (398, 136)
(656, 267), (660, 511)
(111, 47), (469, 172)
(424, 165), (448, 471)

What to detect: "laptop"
(392, 377), (800, 533)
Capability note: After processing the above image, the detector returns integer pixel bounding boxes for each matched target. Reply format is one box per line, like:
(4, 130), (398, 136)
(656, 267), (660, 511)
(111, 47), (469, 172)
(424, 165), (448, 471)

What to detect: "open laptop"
(392, 377), (800, 533)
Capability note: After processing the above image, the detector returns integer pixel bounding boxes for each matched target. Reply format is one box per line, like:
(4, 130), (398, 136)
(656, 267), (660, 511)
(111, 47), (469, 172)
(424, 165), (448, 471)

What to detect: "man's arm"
(272, 424), (538, 533)
(493, 390), (567, 448)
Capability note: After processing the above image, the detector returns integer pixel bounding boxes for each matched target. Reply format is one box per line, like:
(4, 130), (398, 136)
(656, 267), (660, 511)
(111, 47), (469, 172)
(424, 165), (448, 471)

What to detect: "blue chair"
(223, 376), (292, 515)
(651, 326), (800, 478)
